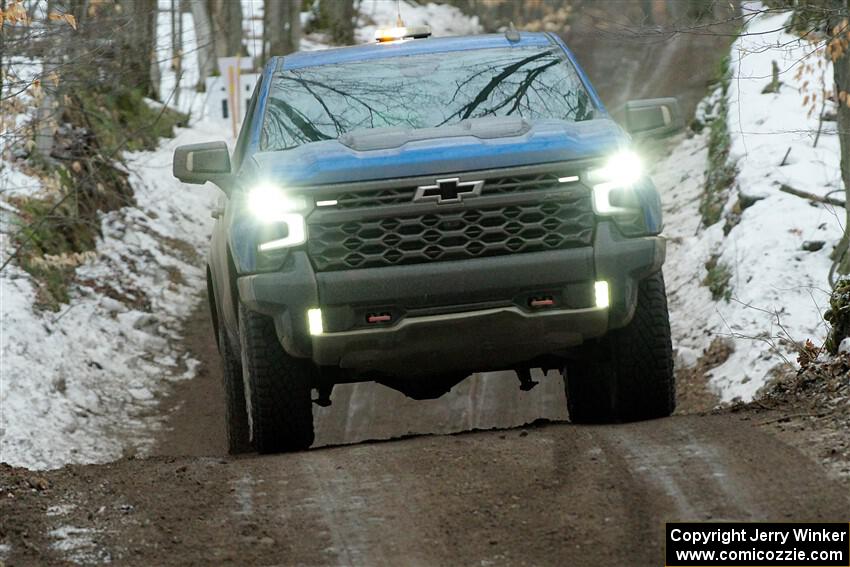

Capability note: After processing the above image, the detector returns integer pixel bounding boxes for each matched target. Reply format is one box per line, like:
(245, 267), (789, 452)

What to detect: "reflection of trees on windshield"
(441, 51), (559, 124)
(262, 47), (594, 151)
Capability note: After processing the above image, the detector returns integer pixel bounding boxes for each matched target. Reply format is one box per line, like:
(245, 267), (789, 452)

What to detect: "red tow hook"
(366, 313), (393, 324)
(529, 296), (555, 308)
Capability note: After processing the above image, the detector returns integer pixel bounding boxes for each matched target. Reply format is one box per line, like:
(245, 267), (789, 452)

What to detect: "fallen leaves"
(0, 1), (28, 27)
(48, 11), (77, 30)
(797, 339), (819, 369)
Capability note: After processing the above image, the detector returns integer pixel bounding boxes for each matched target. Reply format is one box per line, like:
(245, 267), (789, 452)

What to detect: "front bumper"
(237, 222), (665, 375)
(311, 304), (608, 375)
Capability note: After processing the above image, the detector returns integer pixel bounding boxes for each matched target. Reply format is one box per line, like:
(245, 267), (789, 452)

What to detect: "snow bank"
(0, 124), (221, 469)
(660, 10), (843, 402)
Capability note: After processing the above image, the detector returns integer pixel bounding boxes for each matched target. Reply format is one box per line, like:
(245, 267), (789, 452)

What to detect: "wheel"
(218, 325), (253, 454)
(238, 304), (315, 453)
(565, 270), (675, 423)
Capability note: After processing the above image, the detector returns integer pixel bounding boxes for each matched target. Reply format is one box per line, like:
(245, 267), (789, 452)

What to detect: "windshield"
(261, 46), (595, 151)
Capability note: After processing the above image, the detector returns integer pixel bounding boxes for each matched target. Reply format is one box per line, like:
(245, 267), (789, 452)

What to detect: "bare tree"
(824, 3), (850, 273)
(0, 0), (5, 102)
(189, 0), (215, 90)
(289, 0), (301, 53)
(265, 0), (286, 56)
(776, 0), (850, 275)
(319, 0), (354, 45)
(171, 0), (183, 105)
(264, 0), (301, 60)
(150, 2), (161, 98)
(118, 0), (158, 98)
(209, 0), (243, 57)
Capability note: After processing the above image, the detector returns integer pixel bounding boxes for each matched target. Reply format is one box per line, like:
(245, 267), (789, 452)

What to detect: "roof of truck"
(277, 32), (559, 71)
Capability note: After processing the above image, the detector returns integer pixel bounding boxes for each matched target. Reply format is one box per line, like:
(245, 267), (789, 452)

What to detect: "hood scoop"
(338, 116), (532, 152)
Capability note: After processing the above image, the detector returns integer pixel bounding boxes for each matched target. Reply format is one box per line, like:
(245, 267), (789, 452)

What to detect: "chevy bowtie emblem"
(414, 178), (484, 204)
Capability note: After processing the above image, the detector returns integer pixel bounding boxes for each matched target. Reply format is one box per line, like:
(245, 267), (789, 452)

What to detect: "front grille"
(485, 173), (564, 195)
(332, 188), (416, 209)
(327, 172), (564, 209)
(307, 196), (594, 272)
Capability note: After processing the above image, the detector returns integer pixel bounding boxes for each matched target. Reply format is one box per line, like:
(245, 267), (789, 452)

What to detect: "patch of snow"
(49, 525), (110, 565)
(0, 163), (42, 199)
(694, 87), (722, 125)
(0, 123), (223, 470)
(658, 11), (842, 402)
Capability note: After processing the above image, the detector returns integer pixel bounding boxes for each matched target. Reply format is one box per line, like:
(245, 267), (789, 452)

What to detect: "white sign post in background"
(208, 57), (256, 138)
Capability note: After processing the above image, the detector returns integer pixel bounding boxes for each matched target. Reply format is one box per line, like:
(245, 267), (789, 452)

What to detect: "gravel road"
(2, 305), (847, 566)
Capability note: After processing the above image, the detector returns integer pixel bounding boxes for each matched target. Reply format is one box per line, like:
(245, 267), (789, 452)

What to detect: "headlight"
(246, 184), (309, 251)
(256, 213), (306, 252)
(247, 184), (309, 222)
(588, 150), (643, 215)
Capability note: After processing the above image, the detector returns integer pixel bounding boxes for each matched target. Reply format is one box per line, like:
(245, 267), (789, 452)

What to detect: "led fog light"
(307, 308), (324, 336)
(595, 281), (610, 309)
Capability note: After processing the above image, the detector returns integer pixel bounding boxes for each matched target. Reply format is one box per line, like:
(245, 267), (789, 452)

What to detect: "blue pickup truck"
(173, 28), (683, 453)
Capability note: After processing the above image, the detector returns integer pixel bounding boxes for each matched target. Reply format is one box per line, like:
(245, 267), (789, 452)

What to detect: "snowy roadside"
(658, 10), (844, 403)
(1, 0), (482, 471)
(0, 123), (222, 470)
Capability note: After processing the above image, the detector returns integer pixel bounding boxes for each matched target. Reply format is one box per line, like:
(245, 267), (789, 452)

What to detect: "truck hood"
(246, 117), (628, 186)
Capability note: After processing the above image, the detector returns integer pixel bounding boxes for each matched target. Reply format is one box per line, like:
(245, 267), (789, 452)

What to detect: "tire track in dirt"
(3, 415), (849, 566)
(7, 301), (833, 565)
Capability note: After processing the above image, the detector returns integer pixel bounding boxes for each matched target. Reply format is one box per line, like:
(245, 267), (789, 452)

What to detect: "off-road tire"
(565, 270), (675, 423)
(239, 304), (315, 453)
(218, 325), (253, 454)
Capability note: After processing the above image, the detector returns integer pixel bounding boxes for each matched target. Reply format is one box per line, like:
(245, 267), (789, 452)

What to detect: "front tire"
(565, 271), (675, 423)
(239, 304), (315, 453)
(218, 325), (253, 454)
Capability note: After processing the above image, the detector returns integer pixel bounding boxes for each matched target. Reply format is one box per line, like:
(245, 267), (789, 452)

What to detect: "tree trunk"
(0, 0), (5, 109)
(190, 0), (215, 90)
(687, 0), (711, 22)
(265, 0), (300, 58)
(171, 0), (183, 105)
(150, 3), (161, 100)
(265, 0), (286, 57)
(117, 0), (157, 98)
(641, 0), (654, 25)
(320, 0), (354, 45)
(33, 0), (66, 163)
(824, 1), (850, 275)
(288, 0), (301, 53)
(209, 0), (243, 57)
(666, 0), (683, 21)
(834, 48), (850, 273)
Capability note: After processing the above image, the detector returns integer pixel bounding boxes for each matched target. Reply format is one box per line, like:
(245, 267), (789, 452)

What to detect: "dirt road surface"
(2, 304), (848, 566)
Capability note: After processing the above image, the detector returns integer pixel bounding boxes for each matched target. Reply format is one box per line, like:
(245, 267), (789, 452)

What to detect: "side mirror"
(624, 98), (684, 139)
(173, 141), (231, 186)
